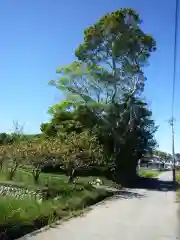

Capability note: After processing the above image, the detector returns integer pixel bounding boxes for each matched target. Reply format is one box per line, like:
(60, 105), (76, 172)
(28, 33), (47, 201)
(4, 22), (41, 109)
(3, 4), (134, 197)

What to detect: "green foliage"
(42, 97), (157, 183)
(0, 169), (113, 239)
(60, 131), (105, 181)
(1, 8), (158, 186)
(0, 130), (105, 183)
(176, 172), (180, 184)
(0, 168), (113, 238)
(0, 133), (9, 145)
(45, 8), (158, 180)
(0, 132), (41, 146)
(49, 62), (107, 105)
(0, 8), (160, 239)
(0, 143), (27, 180)
(138, 169), (159, 178)
(153, 150), (171, 161)
(40, 123), (57, 136)
(76, 9), (156, 64)
(0, 133), (14, 145)
(75, 8), (156, 102)
(33, 130), (105, 182)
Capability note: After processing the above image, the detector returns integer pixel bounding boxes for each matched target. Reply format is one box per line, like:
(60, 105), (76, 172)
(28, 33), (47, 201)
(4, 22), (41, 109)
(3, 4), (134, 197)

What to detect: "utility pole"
(169, 118), (176, 183)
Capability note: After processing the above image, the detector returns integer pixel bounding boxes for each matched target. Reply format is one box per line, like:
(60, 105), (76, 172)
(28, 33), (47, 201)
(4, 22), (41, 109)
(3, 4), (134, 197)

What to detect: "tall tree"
(49, 8), (156, 138)
(114, 99), (157, 183)
(50, 9), (156, 103)
(75, 8), (156, 102)
(48, 8), (157, 183)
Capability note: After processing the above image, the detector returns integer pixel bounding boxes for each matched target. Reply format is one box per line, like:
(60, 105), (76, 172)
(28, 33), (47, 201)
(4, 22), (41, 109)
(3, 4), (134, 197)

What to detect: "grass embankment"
(138, 169), (160, 178)
(176, 172), (180, 183)
(176, 172), (180, 201)
(0, 168), (114, 239)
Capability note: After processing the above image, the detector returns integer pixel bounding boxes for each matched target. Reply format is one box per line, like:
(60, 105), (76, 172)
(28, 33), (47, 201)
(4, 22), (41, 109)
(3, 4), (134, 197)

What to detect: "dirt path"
(19, 172), (179, 240)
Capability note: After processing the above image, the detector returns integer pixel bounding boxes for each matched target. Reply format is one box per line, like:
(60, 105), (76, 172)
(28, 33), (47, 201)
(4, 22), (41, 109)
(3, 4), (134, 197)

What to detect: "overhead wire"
(172, 0), (179, 118)
(171, 0), (179, 183)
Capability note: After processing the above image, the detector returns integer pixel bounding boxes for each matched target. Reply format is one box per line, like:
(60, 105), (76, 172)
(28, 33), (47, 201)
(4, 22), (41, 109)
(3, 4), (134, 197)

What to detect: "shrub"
(0, 143), (26, 180)
(59, 131), (106, 182)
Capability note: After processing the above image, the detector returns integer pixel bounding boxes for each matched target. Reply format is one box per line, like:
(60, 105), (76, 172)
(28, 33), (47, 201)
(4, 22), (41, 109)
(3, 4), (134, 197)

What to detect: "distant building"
(139, 155), (165, 170)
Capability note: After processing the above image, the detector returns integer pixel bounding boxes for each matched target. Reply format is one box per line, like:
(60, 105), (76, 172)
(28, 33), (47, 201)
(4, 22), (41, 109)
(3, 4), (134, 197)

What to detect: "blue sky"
(0, 0), (179, 153)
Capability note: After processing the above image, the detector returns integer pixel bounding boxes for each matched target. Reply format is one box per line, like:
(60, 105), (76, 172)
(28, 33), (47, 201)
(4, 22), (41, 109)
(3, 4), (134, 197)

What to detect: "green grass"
(0, 167), (118, 193)
(0, 188), (112, 239)
(176, 173), (180, 183)
(176, 172), (180, 202)
(0, 168), (66, 187)
(0, 168), (114, 239)
(138, 169), (160, 178)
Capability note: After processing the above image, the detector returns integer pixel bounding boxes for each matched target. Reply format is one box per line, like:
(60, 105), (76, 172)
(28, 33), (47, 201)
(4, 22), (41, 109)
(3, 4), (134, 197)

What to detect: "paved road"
(19, 172), (179, 240)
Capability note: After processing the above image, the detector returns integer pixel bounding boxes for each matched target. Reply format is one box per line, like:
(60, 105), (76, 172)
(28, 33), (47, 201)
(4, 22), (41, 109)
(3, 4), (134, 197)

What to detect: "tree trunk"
(33, 169), (40, 184)
(8, 164), (18, 180)
(0, 162), (3, 171)
(8, 170), (15, 180)
(115, 155), (138, 187)
(68, 168), (75, 183)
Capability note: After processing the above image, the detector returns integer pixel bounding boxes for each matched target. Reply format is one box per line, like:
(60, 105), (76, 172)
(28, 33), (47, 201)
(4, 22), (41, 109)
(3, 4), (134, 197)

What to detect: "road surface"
(19, 171), (179, 240)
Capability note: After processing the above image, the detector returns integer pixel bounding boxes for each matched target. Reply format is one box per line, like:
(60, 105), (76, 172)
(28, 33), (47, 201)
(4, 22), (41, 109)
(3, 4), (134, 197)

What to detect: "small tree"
(0, 146), (7, 171)
(7, 120), (24, 144)
(24, 139), (60, 184)
(2, 121), (25, 180)
(0, 133), (9, 145)
(23, 141), (42, 184)
(5, 143), (25, 180)
(30, 156), (46, 184)
(60, 131), (105, 183)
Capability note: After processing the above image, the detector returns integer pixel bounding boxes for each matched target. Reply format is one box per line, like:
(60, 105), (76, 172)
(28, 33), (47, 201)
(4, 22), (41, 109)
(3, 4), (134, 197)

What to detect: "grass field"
(138, 168), (160, 178)
(0, 168), (114, 239)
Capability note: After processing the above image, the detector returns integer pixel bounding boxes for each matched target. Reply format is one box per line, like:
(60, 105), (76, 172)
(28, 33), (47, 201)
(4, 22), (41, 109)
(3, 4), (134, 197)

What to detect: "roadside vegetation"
(138, 169), (160, 178)
(0, 8), (159, 239)
(176, 172), (180, 202)
(0, 167), (113, 239)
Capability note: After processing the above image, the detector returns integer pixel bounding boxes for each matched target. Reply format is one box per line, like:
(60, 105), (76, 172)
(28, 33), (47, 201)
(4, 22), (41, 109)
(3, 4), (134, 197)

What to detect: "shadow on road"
(112, 190), (146, 200)
(121, 176), (179, 192)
